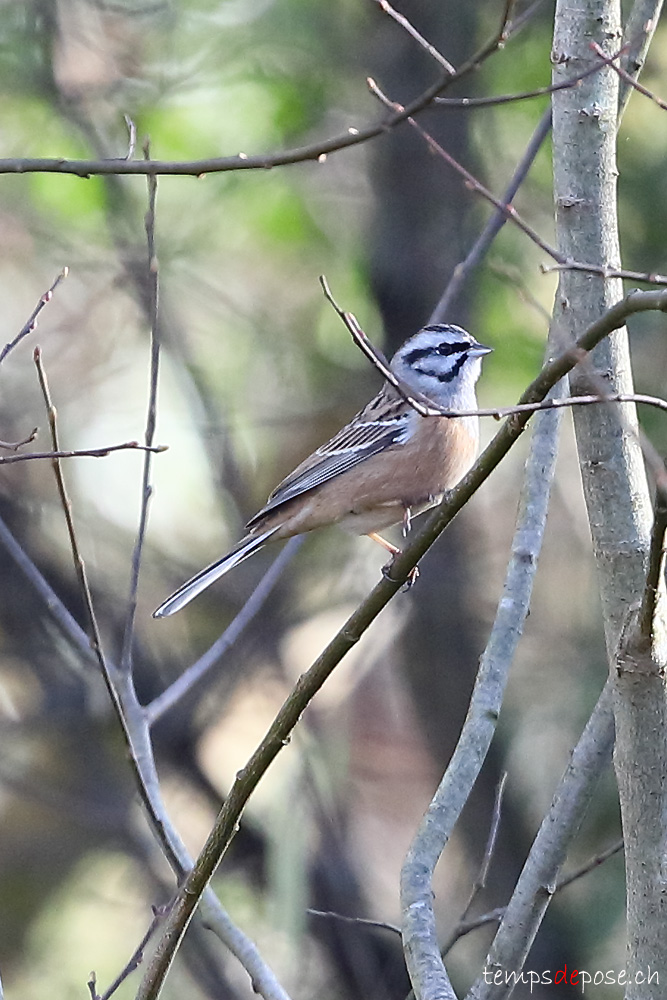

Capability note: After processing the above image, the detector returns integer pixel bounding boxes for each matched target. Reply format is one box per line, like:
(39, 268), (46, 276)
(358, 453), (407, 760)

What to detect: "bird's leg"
(367, 531), (419, 589)
(367, 531), (400, 556)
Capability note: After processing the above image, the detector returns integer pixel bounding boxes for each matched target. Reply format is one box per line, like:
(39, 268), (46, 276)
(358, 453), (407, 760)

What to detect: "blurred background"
(0, 1), (666, 997)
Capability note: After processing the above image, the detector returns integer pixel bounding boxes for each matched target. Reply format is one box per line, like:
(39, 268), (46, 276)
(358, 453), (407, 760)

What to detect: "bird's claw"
(382, 555), (420, 590)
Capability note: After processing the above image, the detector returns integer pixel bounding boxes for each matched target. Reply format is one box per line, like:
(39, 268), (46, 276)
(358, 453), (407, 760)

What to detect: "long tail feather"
(153, 526), (280, 618)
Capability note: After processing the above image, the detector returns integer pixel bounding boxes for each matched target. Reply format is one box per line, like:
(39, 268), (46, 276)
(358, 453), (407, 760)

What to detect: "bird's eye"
(436, 342), (467, 357)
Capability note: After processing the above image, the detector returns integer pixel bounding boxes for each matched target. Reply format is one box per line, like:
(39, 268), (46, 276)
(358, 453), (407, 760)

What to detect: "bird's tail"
(153, 526), (281, 618)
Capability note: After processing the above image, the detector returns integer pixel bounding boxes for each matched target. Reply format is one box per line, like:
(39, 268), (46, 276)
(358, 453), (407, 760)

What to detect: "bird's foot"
(381, 555), (420, 591)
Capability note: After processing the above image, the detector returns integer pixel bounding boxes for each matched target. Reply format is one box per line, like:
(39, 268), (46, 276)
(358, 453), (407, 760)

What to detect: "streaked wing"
(246, 394), (411, 527)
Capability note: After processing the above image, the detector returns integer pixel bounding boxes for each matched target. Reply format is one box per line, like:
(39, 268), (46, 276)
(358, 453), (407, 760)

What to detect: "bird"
(153, 323), (491, 618)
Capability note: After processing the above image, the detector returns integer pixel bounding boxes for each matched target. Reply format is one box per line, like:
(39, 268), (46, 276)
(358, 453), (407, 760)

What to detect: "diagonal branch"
(0, 268), (68, 365)
(136, 285), (667, 1000)
(432, 107), (552, 319)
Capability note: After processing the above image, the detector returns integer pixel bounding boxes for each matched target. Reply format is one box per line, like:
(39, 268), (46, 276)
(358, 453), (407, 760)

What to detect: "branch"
(0, 441), (167, 465)
(367, 78), (566, 265)
(637, 487), (667, 643)
(432, 108), (552, 320)
(542, 259), (667, 286)
(0, 268), (67, 365)
(136, 286), (667, 1000)
(30, 348), (291, 1000)
(591, 38), (667, 112)
(618, 0), (665, 117)
(120, 145), (161, 675)
(438, 775), (508, 956)
(434, 54), (617, 108)
(0, 428), (38, 451)
(373, 0), (457, 73)
(0, 0), (531, 181)
(400, 371), (566, 1000)
(470, 685), (616, 1000)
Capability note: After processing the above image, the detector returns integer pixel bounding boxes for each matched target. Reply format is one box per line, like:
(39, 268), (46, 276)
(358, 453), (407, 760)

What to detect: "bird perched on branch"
(153, 323), (491, 618)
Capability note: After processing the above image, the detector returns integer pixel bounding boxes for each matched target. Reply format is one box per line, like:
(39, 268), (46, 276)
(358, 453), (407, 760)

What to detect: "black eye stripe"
(403, 342), (471, 366)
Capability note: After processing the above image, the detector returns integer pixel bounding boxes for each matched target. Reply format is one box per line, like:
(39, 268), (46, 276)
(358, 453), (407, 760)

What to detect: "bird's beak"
(470, 344), (493, 357)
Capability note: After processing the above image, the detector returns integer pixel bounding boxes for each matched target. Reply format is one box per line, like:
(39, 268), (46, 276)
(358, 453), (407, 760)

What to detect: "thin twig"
(33, 347), (106, 642)
(555, 838), (624, 891)
(444, 837), (624, 952)
(88, 972), (100, 1000)
(0, 441), (167, 465)
(124, 114), (137, 160)
(434, 56), (615, 108)
(373, 0), (456, 73)
(96, 905), (169, 1000)
(0, 268), (68, 365)
(468, 774), (507, 902)
(31, 348), (188, 883)
(319, 275), (449, 415)
(432, 109), (552, 319)
(438, 774), (508, 954)
(541, 259), (667, 286)
(638, 489), (667, 642)
(317, 837), (624, 970)
(307, 908), (401, 936)
(0, 428), (38, 451)
(367, 78), (566, 265)
(120, 145), (160, 675)
(136, 286), (667, 1000)
(146, 537), (303, 725)
(591, 39), (667, 112)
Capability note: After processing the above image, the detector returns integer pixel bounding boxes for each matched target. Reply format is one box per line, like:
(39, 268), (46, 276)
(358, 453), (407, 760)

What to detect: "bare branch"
(638, 488), (667, 643)
(433, 108), (552, 319)
(307, 909), (401, 936)
(591, 39), (667, 112)
(96, 905), (168, 1000)
(469, 774), (507, 899)
(542, 259), (667, 286)
(123, 115), (137, 160)
(120, 146), (161, 675)
(434, 55), (615, 108)
(374, 0), (456, 73)
(0, 441), (167, 465)
(0, 428), (39, 451)
(556, 838), (624, 891)
(368, 78), (566, 264)
(471, 685), (616, 1000)
(618, 0), (665, 117)
(400, 372), (566, 1000)
(0, 269), (68, 365)
(438, 775), (508, 956)
(25, 349), (291, 1000)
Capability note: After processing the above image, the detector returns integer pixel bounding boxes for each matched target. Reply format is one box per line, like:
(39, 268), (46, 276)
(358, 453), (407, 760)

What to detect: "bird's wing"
(246, 394), (412, 527)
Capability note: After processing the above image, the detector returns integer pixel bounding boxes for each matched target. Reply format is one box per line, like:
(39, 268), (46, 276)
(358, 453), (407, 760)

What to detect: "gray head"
(390, 323), (492, 407)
